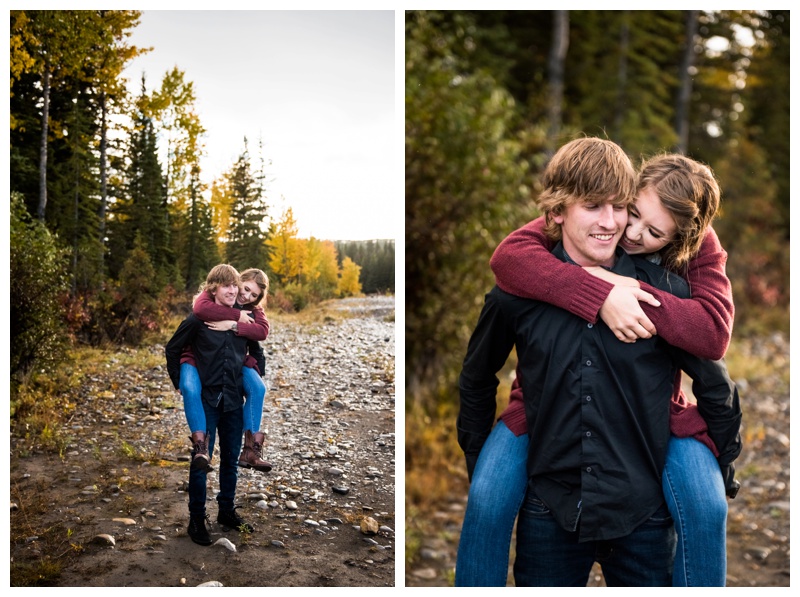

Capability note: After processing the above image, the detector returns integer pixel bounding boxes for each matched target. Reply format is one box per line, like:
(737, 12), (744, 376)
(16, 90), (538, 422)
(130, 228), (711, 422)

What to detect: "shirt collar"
(552, 241), (637, 277)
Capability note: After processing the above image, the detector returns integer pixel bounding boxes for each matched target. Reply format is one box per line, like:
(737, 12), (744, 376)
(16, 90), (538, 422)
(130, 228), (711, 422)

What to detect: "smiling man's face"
(553, 198), (627, 267)
(213, 283), (239, 307)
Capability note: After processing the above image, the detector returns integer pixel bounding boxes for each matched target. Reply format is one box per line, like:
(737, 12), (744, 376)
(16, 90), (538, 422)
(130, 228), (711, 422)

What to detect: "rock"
(332, 486), (350, 495)
(412, 568), (438, 580)
(286, 500), (298, 510)
(113, 518), (137, 526)
(360, 517), (379, 535)
(304, 519), (320, 527)
(214, 538), (237, 552)
(745, 546), (771, 562)
(271, 540), (286, 548)
(197, 581), (224, 587)
(91, 534), (116, 546)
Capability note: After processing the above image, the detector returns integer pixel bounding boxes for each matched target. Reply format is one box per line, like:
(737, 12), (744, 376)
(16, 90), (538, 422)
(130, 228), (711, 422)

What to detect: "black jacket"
(458, 245), (740, 542)
(165, 314), (264, 412)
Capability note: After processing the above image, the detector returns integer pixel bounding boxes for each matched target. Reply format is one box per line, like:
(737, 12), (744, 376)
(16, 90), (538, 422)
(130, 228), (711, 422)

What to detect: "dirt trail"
(10, 297), (396, 587)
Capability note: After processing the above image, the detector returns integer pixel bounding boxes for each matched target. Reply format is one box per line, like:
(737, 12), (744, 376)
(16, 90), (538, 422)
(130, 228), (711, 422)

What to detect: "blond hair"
(538, 137), (637, 241)
(637, 154), (720, 272)
(199, 264), (240, 297)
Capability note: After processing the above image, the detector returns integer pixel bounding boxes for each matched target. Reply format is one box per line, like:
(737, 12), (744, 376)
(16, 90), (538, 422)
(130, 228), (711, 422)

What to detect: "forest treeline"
(9, 10), (394, 383)
(406, 10), (789, 409)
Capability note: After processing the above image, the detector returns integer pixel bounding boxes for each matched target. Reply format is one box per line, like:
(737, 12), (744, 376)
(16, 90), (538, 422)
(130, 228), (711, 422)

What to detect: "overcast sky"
(123, 10), (396, 241)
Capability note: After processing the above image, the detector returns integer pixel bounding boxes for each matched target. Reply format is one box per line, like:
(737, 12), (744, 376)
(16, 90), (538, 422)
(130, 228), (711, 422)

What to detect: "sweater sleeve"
(193, 290), (241, 322)
(490, 216), (614, 323)
(236, 306), (269, 342)
(639, 227), (734, 360)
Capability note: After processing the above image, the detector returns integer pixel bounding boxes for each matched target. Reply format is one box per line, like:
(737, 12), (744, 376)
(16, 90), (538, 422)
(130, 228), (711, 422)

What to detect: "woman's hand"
(238, 311), (255, 324)
(599, 286), (661, 342)
(205, 320), (237, 332)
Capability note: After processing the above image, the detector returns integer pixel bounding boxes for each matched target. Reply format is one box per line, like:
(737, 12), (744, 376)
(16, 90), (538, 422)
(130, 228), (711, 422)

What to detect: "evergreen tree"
(107, 80), (170, 282)
(225, 138), (270, 270)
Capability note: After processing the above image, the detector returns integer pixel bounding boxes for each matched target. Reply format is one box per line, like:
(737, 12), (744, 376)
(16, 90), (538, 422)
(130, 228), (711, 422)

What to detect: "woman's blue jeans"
(662, 436), (728, 586)
(455, 421), (529, 586)
(180, 363), (265, 433)
(455, 424), (727, 586)
(188, 400), (243, 515)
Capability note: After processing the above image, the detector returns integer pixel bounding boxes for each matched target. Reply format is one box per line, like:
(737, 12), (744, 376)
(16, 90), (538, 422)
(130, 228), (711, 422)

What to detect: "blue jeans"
(455, 421), (529, 586)
(456, 426), (726, 586)
(241, 366), (266, 433)
(514, 492), (676, 586)
(180, 363), (266, 433)
(188, 399), (243, 515)
(663, 437), (728, 586)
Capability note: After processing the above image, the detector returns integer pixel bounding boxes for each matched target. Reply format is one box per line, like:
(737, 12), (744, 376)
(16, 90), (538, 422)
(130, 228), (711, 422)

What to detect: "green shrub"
(10, 193), (70, 381)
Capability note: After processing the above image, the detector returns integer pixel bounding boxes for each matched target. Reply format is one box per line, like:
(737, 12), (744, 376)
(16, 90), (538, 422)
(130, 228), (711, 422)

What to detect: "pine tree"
(225, 138), (270, 270)
(107, 80), (170, 282)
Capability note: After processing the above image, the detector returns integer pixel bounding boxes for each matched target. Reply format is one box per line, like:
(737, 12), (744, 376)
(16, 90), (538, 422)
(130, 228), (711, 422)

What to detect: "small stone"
(271, 540), (286, 548)
(113, 518), (137, 526)
(91, 534), (116, 546)
(360, 517), (379, 535)
(304, 519), (320, 527)
(332, 486), (350, 495)
(744, 546), (771, 562)
(286, 500), (298, 510)
(214, 537), (237, 552)
(197, 581), (224, 587)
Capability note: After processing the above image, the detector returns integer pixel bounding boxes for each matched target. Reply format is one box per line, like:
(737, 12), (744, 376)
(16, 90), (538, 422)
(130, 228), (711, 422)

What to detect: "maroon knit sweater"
(489, 216), (734, 456)
(180, 290), (270, 374)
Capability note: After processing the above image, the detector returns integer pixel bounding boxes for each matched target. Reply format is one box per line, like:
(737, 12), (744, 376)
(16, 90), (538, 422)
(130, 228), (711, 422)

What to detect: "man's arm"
(165, 316), (197, 389)
(457, 288), (517, 480)
(247, 338), (266, 377)
(670, 349), (743, 498)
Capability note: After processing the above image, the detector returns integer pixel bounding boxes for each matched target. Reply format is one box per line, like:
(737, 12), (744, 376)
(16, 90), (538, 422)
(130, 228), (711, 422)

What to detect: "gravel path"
(10, 297), (396, 587)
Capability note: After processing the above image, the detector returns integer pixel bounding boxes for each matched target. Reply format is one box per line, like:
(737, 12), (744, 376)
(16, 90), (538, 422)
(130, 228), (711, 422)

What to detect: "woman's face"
(619, 187), (677, 255)
(237, 279), (261, 305)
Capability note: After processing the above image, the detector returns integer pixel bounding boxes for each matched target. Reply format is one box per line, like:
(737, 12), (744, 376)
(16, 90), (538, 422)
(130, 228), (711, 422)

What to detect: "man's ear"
(552, 211), (565, 225)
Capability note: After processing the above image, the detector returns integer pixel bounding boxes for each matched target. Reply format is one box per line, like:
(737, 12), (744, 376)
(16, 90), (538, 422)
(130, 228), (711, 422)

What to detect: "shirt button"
(586, 466), (592, 473)
(585, 431), (592, 437)
(585, 395), (592, 402)
(585, 360), (592, 366)
(587, 323), (593, 328)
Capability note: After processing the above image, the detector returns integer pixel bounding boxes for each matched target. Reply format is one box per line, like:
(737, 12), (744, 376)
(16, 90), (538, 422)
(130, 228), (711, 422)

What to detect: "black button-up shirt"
(165, 313), (261, 412)
(458, 244), (737, 542)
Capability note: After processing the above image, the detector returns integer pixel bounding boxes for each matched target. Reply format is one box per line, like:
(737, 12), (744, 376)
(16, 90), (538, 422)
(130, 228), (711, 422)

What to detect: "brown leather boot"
(189, 431), (210, 471)
(238, 430), (272, 473)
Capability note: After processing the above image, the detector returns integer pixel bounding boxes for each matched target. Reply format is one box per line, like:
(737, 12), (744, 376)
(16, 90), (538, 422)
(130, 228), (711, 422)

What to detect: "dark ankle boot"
(238, 430), (272, 473)
(189, 431), (210, 471)
(217, 507), (255, 533)
(187, 513), (212, 545)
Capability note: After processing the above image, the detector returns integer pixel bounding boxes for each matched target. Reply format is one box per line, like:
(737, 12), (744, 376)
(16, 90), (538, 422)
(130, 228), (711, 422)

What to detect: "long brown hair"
(238, 268), (269, 309)
(637, 154), (720, 272)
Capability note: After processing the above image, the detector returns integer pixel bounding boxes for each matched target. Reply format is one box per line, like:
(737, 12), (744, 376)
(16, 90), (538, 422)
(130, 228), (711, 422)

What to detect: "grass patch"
(10, 479), (82, 586)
